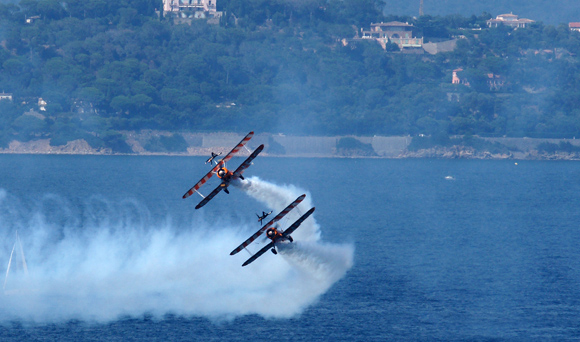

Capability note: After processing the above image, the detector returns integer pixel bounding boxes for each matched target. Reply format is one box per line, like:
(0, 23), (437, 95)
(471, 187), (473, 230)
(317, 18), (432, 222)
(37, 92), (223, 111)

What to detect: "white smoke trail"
(0, 178), (353, 323)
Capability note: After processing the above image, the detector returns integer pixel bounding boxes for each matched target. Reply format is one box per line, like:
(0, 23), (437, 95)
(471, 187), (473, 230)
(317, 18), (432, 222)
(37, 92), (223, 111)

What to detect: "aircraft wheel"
(271, 248), (277, 255)
(288, 236), (293, 242)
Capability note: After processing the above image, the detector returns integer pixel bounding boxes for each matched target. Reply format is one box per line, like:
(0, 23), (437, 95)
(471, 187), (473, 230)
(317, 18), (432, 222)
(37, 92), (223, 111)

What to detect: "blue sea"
(1, 155), (580, 341)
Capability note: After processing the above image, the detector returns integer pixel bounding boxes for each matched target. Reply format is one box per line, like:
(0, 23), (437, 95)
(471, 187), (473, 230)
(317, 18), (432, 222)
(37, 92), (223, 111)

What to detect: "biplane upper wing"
(232, 144), (264, 178)
(194, 185), (224, 209)
(182, 131), (254, 199)
(282, 207), (315, 237)
(220, 131), (255, 165)
(230, 194), (306, 255)
(242, 241), (275, 267)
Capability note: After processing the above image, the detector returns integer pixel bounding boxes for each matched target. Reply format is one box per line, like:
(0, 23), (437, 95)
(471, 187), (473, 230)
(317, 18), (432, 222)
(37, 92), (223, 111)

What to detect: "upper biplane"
(257, 211), (272, 225)
(182, 131), (264, 209)
(229, 194), (315, 266)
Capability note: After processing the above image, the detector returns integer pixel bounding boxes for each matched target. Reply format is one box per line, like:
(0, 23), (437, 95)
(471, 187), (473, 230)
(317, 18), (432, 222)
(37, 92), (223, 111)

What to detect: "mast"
(419, 0), (424, 16)
(3, 231), (28, 291)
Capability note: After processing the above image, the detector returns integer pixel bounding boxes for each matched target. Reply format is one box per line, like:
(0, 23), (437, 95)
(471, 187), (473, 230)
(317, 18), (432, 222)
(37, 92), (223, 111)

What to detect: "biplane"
(182, 131), (264, 209)
(257, 211), (272, 225)
(229, 194), (315, 266)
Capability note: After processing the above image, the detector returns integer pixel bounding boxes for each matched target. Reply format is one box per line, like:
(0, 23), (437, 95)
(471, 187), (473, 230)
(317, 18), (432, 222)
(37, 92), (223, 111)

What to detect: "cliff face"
(3, 139), (111, 154)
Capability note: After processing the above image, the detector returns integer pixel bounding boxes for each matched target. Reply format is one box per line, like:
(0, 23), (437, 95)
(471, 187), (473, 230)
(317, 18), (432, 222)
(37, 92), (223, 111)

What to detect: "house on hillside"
(452, 69), (506, 91)
(162, 0), (222, 24)
(360, 21), (423, 51)
(569, 23), (580, 32)
(0, 93), (13, 101)
(486, 13), (534, 29)
(38, 98), (47, 111)
(487, 73), (505, 91)
(452, 68), (469, 86)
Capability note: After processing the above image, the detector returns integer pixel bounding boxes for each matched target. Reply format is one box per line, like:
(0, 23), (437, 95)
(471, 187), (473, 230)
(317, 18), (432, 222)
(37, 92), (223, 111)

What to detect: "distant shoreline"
(1, 134), (580, 160)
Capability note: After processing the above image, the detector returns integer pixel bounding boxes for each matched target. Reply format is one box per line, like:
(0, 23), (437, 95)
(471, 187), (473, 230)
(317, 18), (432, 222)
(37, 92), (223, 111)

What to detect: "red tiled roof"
(569, 22), (580, 28)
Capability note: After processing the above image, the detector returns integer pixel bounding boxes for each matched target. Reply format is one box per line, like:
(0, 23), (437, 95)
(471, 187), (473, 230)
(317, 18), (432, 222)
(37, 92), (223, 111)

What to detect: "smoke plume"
(0, 178), (353, 323)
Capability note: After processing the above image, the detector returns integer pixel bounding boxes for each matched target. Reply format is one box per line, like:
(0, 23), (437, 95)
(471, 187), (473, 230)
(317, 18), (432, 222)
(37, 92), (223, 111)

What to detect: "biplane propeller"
(229, 194), (315, 266)
(257, 211), (272, 225)
(182, 131), (264, 209)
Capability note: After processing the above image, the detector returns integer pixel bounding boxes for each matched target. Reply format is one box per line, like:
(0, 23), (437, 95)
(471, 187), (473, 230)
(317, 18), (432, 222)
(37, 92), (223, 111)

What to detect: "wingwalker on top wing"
(182, 131), (264, 209)
(257, 211), (272, 226)
(229, 194), (316, 267)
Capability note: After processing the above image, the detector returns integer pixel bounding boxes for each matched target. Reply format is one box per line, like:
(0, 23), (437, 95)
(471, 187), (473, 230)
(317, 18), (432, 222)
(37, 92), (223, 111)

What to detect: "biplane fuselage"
(215, 166), (242, 193)
(266, 227), (288, 242)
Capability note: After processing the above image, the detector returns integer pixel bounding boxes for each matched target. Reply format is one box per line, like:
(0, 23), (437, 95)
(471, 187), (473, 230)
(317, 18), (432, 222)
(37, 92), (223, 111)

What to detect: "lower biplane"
(229, 194), (315, 266)
(182, 131), (264, 209)
(257, 211), (272, 225)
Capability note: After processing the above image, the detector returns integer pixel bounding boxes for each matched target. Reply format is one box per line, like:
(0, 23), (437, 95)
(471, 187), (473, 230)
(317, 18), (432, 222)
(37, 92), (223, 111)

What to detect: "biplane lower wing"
(282, 207), (315, 237)
(182, 163), (221, 199)
(182, 131), (254, 199)
(242, 241), (275, 267)
(195, 185), (223, 209)
(229, 194), (306, 255)
(233, 144), (264, 178)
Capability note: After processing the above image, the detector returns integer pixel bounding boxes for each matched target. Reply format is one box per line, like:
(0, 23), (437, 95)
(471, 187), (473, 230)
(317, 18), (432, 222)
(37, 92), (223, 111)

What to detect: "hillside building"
(569, 23), (580, 32)
(360, 22), (423, 50)
(0, 93), (13, 101)
(486, 13), (534, 29)
(162, 0), (222, 24)
(487, 73), (505, 91)
(38, 98), (47, 111)
(452, 68), (469, 86)
(452, 69), (505, 91)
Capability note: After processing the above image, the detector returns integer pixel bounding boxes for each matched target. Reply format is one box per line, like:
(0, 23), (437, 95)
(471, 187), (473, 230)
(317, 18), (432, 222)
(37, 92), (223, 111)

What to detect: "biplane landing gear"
(287, 236), (293, 242)
(224, 188), (229, 194)
(271, 248), (277, 255)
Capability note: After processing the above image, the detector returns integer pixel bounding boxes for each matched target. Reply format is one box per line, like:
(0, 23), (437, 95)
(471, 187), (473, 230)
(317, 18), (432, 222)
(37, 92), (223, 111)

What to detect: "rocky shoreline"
(399, 146), (580, 160)
(2, 135), (580, 160)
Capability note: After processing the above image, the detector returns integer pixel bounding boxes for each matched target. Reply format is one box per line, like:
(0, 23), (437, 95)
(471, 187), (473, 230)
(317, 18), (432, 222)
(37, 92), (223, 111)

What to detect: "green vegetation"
(1, 0), (580, 152)
(408, 134), (515, 154)
(143, 134), (188, 152)
(537, 141), (580, 153)
(266, 136), (285, 155)
(336, 137), (377, 156)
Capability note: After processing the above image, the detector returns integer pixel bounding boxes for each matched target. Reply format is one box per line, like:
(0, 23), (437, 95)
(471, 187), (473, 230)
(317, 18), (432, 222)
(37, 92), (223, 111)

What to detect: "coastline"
(2, 135), (580, 160)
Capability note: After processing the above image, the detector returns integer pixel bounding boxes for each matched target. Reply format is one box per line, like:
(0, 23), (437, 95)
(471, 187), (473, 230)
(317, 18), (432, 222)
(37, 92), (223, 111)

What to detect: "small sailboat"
(4, 230), (30, 295)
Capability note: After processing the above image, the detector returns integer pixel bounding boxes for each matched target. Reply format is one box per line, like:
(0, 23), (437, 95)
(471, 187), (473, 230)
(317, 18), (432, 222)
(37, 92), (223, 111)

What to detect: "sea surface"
(1, 155), (580, 341)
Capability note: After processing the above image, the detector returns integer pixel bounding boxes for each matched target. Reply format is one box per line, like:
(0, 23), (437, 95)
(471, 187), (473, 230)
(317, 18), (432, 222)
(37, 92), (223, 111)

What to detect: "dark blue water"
(1, 155), (580, 341)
